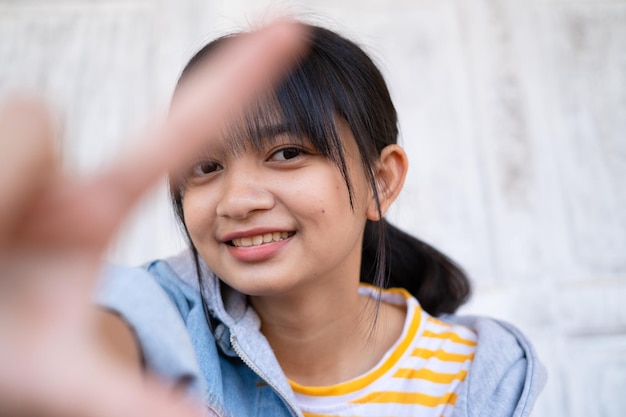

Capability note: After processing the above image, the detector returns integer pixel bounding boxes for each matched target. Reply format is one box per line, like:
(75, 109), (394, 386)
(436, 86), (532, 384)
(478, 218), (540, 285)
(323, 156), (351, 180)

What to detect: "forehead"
(218, 97), (300, 155)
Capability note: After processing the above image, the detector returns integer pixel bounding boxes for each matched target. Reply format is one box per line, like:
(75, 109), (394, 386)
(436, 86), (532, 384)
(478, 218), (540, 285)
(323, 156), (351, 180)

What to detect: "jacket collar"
(166, 250), (303, 417)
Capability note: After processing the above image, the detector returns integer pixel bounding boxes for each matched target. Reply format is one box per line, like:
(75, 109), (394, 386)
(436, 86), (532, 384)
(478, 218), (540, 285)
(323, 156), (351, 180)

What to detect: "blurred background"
(0, 0), (624, 415)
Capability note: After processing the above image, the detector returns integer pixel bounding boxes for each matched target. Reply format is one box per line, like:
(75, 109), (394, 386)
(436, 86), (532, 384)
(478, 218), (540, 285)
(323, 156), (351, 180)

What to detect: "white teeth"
(231, 232), (291, 247)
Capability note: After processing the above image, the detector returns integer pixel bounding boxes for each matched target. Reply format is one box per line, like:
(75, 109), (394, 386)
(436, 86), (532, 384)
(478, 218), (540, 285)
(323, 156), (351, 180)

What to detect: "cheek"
(302, 177), (354, 219)
(181, 190), (216, 238)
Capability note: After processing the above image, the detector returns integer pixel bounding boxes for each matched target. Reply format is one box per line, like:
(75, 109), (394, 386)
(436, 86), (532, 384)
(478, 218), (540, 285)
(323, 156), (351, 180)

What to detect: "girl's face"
(182, 120), (375, 297)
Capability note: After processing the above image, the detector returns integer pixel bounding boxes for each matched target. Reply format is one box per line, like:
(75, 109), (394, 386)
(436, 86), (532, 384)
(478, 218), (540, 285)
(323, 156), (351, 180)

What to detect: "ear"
(366, 144), (408, 221)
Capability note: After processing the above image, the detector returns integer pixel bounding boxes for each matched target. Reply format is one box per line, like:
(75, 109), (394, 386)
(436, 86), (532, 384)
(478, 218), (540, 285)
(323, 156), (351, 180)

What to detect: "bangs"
(172, 26), (396, 209)
(221, 64), (355, 205)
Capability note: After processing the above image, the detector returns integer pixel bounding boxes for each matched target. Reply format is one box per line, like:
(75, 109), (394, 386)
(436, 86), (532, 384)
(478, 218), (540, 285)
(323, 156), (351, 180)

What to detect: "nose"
(215, 164), (275, 220)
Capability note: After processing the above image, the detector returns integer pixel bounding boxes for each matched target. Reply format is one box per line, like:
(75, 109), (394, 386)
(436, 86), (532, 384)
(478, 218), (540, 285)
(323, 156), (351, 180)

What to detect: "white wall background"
(1, 0), (625, 415)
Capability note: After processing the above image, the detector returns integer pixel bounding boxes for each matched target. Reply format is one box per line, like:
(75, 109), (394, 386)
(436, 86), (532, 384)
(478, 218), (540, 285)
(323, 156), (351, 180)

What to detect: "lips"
(229, 231), (294, 247)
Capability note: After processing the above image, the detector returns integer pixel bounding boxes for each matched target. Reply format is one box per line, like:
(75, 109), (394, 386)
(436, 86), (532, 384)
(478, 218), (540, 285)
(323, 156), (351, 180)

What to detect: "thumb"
(0, 97), (59, 248)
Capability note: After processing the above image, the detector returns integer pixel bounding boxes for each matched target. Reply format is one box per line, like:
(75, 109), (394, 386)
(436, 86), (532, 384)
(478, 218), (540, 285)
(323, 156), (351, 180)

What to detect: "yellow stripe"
(351, 391), (458, 406)
(412, 348), (475, 362)
(422, 330), (477, 347)
(291, 288), (421, 396)
(393, 368), (468, 383)
(427, 316), (451, 327)
(302, 413), (363, 417)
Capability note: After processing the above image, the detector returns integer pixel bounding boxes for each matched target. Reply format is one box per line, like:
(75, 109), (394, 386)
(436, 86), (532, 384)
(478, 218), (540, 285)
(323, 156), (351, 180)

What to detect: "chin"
(228, 277), (303, 298)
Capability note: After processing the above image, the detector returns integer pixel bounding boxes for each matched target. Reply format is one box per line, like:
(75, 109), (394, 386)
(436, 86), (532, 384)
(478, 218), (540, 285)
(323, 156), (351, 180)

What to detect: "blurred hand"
(0, 21), (306, 417)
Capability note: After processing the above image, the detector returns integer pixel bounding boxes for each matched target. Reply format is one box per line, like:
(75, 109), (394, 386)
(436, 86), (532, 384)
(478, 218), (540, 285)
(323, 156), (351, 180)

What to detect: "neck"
(250, 283), (405, 387)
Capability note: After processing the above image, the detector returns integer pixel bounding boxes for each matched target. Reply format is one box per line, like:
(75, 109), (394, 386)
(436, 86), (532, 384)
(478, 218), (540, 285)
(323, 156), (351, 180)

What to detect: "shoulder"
(440, 315), (546, 417)
(97, 251), (202, 316)
(95, 253), (207, 397)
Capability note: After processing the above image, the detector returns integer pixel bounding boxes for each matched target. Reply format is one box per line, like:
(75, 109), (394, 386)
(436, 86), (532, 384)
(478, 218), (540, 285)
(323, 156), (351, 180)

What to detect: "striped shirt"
(289, 286), (477, 417)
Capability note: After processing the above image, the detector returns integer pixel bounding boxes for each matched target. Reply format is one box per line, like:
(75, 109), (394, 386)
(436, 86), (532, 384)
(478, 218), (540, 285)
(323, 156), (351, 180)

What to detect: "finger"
(11, 20), (307, 252)
(0, 98), (57, 247)
(0, 341), (208, 417)
(102, 20), (308, 211)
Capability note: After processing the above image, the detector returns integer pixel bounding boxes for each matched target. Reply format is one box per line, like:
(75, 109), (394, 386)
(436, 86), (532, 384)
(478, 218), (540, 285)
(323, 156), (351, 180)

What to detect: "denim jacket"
(97, 251), (546, 417)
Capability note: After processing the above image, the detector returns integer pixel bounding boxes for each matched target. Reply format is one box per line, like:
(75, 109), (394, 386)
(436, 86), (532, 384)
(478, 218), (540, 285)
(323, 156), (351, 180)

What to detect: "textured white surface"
(0, 0), (624, 415)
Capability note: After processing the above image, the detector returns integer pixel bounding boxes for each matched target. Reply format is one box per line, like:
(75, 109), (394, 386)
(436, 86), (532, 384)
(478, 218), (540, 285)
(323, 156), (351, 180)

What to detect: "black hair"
(169, 23), (470, 317)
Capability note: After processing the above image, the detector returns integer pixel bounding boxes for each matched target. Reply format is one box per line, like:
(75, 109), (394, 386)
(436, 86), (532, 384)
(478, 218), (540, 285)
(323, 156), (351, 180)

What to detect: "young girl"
(0, 21), (544, 417)
(100, 22), (545, 417)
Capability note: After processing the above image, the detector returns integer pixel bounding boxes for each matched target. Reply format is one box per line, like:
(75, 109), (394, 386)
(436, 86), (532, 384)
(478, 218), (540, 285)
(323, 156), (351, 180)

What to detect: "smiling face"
(172, 25), (406, 300)
(181, 120), (374, 297)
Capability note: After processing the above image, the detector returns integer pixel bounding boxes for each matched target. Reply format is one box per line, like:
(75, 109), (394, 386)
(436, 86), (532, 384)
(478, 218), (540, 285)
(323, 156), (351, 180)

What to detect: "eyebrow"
(253, 123), (292, 140)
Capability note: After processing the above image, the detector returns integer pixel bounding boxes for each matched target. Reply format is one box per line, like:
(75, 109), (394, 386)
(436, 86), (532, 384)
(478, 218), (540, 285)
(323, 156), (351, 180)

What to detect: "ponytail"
(360, 219), (471, 316)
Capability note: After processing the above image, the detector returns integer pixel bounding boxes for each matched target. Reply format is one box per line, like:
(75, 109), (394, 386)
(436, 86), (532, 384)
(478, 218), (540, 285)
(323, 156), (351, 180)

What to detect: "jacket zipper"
(230, 333), (302, 417)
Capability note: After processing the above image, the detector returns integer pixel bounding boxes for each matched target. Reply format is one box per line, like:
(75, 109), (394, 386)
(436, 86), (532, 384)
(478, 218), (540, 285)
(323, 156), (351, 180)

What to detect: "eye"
(269, 147), (303, 161)
(191, 160), (222, 176)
